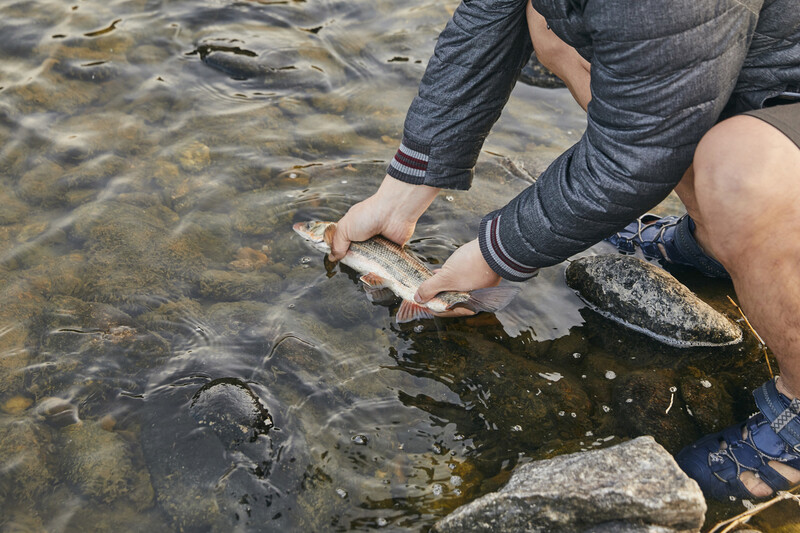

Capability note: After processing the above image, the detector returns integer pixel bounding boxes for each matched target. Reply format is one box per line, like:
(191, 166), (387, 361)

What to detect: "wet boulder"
(433, 436), (706, 533)
(190, 377), (273, 447)
(565, 255), (741, 347)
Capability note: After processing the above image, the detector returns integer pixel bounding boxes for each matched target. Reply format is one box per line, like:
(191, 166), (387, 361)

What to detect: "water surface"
(0, 0), (795, 531)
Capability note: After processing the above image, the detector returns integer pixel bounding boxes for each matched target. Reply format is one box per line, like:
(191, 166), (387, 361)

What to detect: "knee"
(692, 116), (756, 200)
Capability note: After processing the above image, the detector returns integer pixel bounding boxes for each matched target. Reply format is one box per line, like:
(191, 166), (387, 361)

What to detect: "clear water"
(0, 0), (795, 530)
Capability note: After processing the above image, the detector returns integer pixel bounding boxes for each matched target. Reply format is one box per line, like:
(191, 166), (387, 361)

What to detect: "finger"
(432, 307), (475, 318)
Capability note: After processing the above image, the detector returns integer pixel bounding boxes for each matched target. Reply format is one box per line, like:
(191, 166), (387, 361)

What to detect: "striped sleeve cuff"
(479, 212), (539, 282)
(386, 137), (430, 185)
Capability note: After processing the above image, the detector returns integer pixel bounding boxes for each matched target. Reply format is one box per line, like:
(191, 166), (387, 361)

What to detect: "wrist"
(374, 174), (440, 222)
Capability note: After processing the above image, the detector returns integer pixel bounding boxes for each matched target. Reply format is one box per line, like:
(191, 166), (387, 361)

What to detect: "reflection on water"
(0, 0), (794, 531)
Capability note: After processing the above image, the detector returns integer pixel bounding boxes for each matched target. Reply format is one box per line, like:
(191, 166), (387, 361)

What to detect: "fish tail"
(460, 286), (520, 314)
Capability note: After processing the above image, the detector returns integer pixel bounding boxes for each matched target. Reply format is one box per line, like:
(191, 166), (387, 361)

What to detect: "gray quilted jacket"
(386, 0), (800, 280)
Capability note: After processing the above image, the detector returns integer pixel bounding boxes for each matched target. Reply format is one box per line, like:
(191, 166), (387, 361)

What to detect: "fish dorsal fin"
(396, 299), (435, 323)
(360, 272), (387, 288)
(456, 286), (521, 313)
(323, 223), (337, 248)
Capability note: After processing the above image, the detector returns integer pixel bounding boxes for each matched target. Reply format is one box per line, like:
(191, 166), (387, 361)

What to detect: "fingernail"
(414, 292), (422, 303)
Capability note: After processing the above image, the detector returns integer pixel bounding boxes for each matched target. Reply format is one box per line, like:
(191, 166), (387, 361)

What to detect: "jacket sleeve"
(479, 0), (758, 281)
(387, 0), (532, 190)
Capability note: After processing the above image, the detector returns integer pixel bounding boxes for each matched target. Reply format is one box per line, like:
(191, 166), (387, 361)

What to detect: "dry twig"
(727, 295), (774, 379)
(707, 489), (800, 533)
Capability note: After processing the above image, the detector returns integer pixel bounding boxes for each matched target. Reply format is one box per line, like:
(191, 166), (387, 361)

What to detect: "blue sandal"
(676, 378), (800, 500)
(605, 213), (730, 279)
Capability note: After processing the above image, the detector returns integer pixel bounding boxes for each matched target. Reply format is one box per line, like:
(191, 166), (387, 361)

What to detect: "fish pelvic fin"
(456, 286), (520, 314)
(396, 299), (435, 323)
(360, 272), (387, 288)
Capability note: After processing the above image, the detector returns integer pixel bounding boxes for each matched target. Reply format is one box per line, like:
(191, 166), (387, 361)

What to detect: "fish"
(292, 221), (520, 323)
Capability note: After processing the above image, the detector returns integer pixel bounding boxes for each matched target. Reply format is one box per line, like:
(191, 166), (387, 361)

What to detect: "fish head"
(292, 220), (335, 253)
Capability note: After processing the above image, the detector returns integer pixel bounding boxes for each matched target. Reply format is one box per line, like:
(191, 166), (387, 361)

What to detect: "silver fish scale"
(347, 236), (470, 307)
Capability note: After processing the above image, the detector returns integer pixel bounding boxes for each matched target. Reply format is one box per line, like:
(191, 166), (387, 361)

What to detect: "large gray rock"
(433, 436), (706, 533)
(565, 255), (741, 347)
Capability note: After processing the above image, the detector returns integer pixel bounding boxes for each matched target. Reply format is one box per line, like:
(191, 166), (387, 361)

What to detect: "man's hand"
(414, 239), (501, 317)
(329, 174), (440, 261)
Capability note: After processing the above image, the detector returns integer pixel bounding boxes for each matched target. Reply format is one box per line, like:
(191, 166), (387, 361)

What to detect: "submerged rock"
(433, 436), (706, 533)
(613, 371), (698, 453)
(565, 255), (741, 347)
(59, 422), (153, 507)
(190, 377), (273, 447)
(0, 419), (55, 504)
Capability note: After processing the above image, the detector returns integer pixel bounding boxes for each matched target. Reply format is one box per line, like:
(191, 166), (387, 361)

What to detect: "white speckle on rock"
(701, 380), (712, 388)
(605, 370), (616, 380)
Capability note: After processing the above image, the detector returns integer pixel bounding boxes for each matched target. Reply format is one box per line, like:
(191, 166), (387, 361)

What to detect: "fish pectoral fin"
(396, 299), (435, 323)
(359, 272), (388, 288)
(323, 223), (337, 247)
(364, 287), (396, 304)
(459, 286), (521, 313)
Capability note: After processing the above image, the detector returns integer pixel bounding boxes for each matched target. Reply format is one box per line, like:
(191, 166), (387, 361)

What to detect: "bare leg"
(526, 1), (591, 111)
(685, 114), (800, 496)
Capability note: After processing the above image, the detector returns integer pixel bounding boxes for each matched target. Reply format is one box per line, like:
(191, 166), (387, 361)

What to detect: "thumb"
(329, 224), (350, 261)
(415, 270), (451, 303)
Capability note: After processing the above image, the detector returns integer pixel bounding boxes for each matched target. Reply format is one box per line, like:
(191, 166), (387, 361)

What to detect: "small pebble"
(602, 405), (611, 413)
(376, 517), (388, 527)
(701, 380), (712, 388)
(432, 483), (444, 496)
(450, 475), (462, 487)
(445, 195), (454, 202)
(1, 396), (32, 415)
(336, 488), (348, 498)
(413, 325), (424, 333)
(511, 424), (522, 432)
(605, 370), (616, 380)
(351, 434), (368, 445)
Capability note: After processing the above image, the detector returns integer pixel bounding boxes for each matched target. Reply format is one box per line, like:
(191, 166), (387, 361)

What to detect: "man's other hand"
(413, 239), (501, 317)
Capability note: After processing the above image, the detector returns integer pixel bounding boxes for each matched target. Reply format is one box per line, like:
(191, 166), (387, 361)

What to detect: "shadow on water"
(0, 0), (796, 531)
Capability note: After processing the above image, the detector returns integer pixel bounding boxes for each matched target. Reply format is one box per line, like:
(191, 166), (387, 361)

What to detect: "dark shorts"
(743, 100), (800, 150)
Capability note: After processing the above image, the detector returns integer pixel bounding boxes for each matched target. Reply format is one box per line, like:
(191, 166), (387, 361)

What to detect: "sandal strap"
(754, 378), (800, 451)
(756, 463), (794, 493)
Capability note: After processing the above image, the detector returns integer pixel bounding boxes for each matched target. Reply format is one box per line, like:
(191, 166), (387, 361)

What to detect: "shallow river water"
(0, 0), (797, 531)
